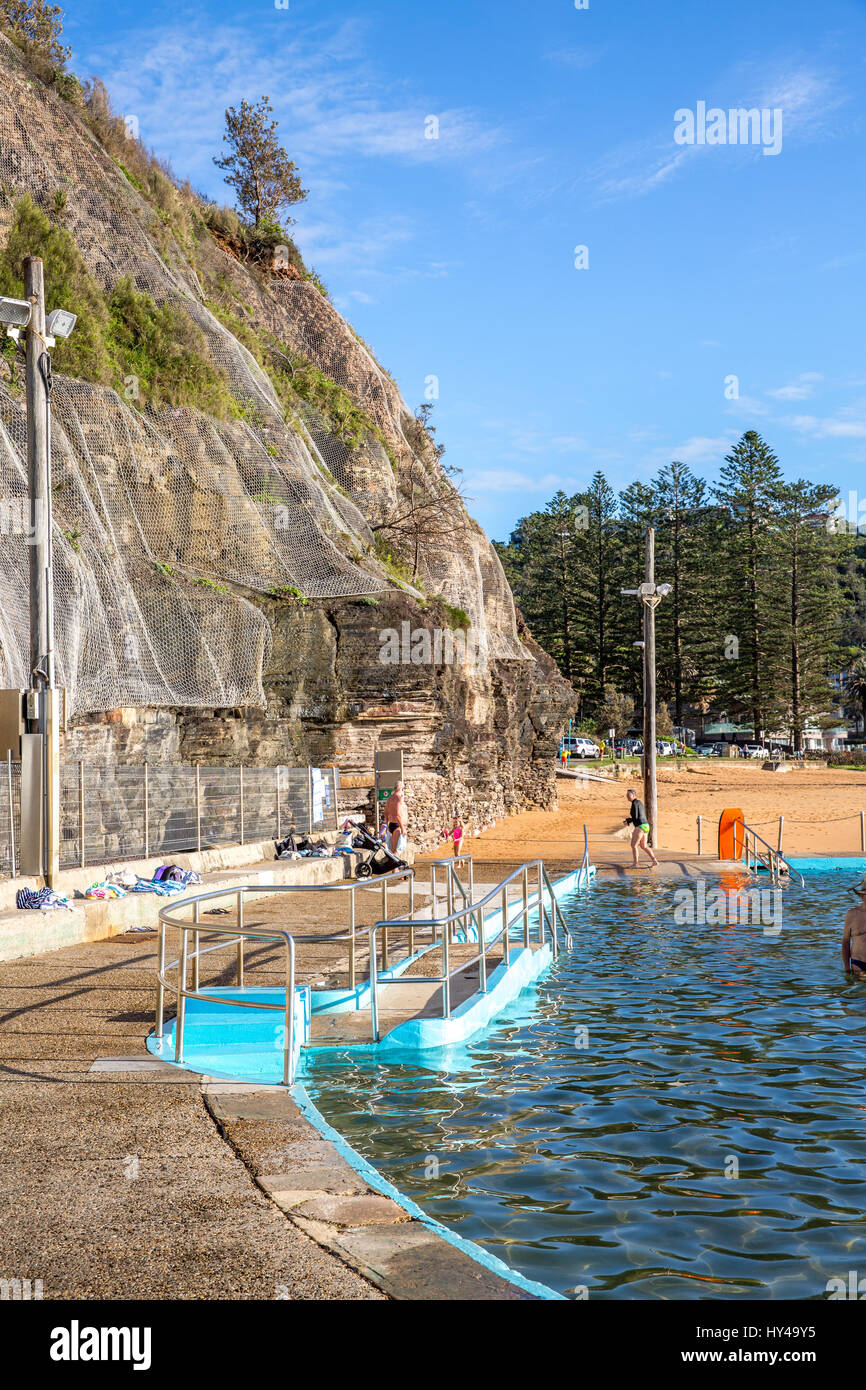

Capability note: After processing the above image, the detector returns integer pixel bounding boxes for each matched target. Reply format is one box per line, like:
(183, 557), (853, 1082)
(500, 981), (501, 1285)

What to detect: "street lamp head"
(0, 297), (32, 338)
(46, 308), (77, 340)
(656, 583), (673, 598)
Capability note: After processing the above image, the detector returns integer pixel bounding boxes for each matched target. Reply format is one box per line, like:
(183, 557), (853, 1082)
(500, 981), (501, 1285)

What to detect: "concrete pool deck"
(0, 930), (538, 1300)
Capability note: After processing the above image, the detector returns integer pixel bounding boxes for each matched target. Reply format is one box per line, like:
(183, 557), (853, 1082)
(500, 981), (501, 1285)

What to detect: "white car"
(566, 737), (601, 760)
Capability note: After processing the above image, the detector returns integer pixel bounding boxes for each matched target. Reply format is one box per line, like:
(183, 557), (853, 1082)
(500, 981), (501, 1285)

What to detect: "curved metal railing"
(154, 868), (418, 1084)
(368, 859), (572, 1041)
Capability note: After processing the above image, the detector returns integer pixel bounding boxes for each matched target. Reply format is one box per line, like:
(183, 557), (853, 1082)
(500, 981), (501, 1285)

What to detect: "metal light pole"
(622, 526), (671, 850)
(22, 257), (60, 885)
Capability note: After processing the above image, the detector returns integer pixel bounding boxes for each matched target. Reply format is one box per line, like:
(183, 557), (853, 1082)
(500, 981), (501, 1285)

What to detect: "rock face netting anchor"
(0, 34), (528, 714)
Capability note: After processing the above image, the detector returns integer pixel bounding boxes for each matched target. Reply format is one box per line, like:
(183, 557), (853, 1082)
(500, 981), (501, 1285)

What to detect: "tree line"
(494, 431), (866, 750)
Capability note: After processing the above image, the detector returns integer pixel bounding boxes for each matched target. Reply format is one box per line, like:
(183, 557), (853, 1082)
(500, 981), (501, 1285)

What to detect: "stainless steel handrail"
(154, 868), (418, 1084)
(429, 854), (474, 926)
(577, 823), (592, 887)
(368, 860), (572, 1042)
(740, 822), (805, 887)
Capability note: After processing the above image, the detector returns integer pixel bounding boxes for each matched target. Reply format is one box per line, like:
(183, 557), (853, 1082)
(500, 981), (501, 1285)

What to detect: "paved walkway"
(0, 918), (537, 1299)
(0, 933), (385, 1300)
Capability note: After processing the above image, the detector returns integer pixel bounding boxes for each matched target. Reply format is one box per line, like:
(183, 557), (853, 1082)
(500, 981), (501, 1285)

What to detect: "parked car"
(567, 736), (601, 759)
(657, 740), (676, 756)
(743, 743), (764, 758)
(615, 737), (643, 756)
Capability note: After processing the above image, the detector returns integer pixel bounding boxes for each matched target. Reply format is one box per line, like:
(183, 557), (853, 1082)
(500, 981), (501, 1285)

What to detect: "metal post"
(370, 930), (380, 1041)
(468, 855), (475, 902)
(381, 878), (388, 969)
(697, 815), (703, 856)
(643, 528), (658, 849)
(477, 904), (487, 991)
(501, 883), (510, 967)
(778, 815), (784, 854)
(239, 764), (245, 845)
(175, 928), (188, 1062)
(7, 752), (15, 879)
(24, 257), (59, 888)
(349, 888), (356, 991)
(78, 760), (85, 869)
(282, 935), (295, 1087)
(143, 761), (149, 860)
(442, 917), (451, 1018)
(408, 872), (415, 956)
(276, 766), (282, 841)
(155, 920), (166, 1038)
(195, 765), (201, 853)
(522, 866), (529, 946)
(192, 899), (200, 992)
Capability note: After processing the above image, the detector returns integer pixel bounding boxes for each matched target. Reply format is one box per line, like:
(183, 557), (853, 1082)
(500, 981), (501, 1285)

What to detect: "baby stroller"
(353, 824), (408, 879)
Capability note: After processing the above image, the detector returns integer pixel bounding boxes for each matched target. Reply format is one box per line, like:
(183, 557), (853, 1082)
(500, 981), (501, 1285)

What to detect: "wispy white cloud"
(588, 62), (846, 203)
(649, 435), (736, 466)
(766, 372), (822, 401)
(788, 412), (866, 438)
(544, 45), (607, 71)
(464, 469), (582, 494)
(83, 12), (508, 286)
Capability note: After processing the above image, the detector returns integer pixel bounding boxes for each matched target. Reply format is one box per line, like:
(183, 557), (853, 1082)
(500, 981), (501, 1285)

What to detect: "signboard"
(374, 749), (404, 830)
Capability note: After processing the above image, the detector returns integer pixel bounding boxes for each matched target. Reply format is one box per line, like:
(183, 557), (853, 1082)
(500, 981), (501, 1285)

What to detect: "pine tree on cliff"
(772, 479), (849, 751)
(214, 97), (307, 231)
(714, 431), (786, 737)
(652, 460), (719, 726)
(569, 472), (629, 705)
(0, 0), (70, 66)
(497, 491), (581, 683)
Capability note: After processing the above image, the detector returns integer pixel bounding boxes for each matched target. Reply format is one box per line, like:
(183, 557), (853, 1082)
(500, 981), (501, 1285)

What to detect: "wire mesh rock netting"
(0, 35), (526, 718)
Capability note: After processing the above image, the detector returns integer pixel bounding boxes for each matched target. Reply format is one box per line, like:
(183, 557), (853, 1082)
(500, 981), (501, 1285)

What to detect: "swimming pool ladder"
(368, 859), (572, 1041)
(740, 822), (805, 887)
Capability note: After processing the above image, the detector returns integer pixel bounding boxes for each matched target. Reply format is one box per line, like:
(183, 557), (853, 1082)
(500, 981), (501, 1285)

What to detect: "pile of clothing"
(16, 887), (75, 911)
(84, 865), (203, 899)
(274, 822), (377, 862)
(274, 832), (336, 860)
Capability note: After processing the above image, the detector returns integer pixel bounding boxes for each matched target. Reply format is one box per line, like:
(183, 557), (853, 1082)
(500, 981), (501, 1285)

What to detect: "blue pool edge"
(289, 1080), (567, 1302)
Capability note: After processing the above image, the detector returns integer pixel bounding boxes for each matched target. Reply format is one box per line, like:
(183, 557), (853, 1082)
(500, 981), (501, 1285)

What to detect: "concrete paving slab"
(259, 1164), (369, 1197)
(292, 1194), (411, 1227)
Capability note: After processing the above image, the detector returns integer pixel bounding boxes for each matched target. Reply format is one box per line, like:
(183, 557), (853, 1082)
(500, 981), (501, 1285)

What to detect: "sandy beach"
(420, 762), (866, 868)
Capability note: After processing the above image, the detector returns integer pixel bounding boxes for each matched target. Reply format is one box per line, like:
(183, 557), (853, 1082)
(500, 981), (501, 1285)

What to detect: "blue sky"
(61, 0), (866, 540)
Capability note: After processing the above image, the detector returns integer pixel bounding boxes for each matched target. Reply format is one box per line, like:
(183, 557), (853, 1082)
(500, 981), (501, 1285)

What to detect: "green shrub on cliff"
(0, 193), (110, 381)
(0, 200), (234, 415)
(107, 278), (232, 416)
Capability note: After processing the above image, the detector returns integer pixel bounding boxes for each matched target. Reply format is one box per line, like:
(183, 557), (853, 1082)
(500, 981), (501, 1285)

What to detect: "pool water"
(304, 872), (866, 1299)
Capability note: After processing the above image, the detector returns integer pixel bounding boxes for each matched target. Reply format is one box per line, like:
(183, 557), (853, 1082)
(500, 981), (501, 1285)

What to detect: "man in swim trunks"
(842, 876), (866, 978)
(625, 788), (658, 868)
(382, 780), (408, 856)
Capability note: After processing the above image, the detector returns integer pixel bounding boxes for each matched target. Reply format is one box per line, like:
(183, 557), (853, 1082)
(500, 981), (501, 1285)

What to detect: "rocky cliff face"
(0, 33), (574, 845)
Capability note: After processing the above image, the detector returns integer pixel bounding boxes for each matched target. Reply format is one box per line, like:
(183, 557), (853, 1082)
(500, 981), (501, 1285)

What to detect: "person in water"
(842, 877), (866, 978)
(625, 788), (659, 868)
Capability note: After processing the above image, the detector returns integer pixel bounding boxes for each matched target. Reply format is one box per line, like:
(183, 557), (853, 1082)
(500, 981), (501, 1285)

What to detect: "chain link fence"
(0, 761), (338, 877)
